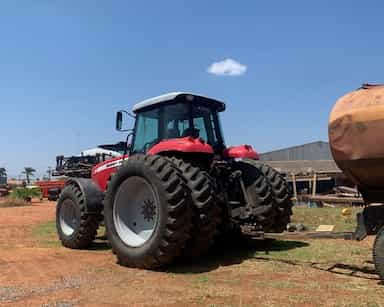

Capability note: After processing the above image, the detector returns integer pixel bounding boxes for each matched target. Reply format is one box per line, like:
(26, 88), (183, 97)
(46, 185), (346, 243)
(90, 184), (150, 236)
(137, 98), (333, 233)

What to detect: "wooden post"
(308, 177), (312, 194)
(291, 173), (297, 201)
(312, 173), (317, 196)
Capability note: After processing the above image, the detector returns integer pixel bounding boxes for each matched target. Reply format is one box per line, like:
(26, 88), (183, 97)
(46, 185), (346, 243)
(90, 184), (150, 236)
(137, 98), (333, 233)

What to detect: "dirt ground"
(1, 201), (384, 306)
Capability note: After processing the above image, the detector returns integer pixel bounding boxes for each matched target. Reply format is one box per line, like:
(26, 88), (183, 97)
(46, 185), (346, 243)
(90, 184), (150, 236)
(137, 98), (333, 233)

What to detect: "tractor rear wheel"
(247, 161), (292, 232)
(235, 160), (275, 231)
(56, 184), (100, 249)
(167, 157), (220, 258)
(373, 225), (384, 280)
(104, 155), (192, 269)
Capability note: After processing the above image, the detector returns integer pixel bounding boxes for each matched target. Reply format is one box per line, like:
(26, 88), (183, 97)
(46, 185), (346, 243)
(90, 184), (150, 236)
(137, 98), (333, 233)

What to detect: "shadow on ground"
(165, 238), (309, 274)
(88, 241), (111, 251)
(93, 233), (380, 282)
(88, 237), (111, 251)
(314, 262), (379, 281)
(253, 255), (380, 281)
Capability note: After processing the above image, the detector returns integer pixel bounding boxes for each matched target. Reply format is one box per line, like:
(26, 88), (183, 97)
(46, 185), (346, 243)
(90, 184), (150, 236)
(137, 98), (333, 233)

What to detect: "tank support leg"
(353, 212), (368, 241)
(352, 205), (384, 240)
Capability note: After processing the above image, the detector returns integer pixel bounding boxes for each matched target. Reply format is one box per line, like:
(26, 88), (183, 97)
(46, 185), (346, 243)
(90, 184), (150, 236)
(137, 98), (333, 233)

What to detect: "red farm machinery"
(56, 92), (292, 268)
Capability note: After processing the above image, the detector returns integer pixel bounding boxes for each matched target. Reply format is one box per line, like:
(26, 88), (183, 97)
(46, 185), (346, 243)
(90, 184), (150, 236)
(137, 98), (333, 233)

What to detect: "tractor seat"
(182, 128), (200, 138)
(166, 127), (180, 139)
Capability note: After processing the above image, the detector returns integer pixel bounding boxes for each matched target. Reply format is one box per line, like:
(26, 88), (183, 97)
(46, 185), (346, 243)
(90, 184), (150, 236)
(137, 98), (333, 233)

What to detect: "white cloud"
(207, 58), (247, 76)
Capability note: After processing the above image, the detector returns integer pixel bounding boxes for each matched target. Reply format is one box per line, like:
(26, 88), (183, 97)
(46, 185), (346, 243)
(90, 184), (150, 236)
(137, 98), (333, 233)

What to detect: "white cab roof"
(132, 92), (225, 113)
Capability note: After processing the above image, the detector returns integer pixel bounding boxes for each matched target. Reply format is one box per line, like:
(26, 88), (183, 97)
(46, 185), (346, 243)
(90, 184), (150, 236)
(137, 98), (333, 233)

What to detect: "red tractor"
(56, 92), (292, 268)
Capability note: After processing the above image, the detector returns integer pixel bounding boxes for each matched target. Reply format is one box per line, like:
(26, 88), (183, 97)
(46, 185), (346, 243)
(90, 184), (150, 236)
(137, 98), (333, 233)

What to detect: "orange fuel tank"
(329, 84), (384, 198)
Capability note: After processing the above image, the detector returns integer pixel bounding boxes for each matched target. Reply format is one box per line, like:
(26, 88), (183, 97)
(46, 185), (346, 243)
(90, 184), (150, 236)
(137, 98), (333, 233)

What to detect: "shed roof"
(263, 160), (341, 175)
(259, 141), (332, 161)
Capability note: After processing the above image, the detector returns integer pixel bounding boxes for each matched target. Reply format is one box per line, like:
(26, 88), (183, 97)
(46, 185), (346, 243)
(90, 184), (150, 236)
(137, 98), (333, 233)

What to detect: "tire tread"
(106, 155), (192, 268)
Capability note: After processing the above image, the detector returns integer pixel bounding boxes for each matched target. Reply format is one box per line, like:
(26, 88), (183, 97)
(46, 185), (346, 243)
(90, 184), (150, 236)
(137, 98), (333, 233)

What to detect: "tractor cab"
(117, 92), (226, 155)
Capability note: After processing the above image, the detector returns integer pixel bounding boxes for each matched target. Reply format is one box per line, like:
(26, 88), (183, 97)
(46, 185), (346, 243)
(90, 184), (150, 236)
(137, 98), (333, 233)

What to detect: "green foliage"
(195, 275), (209, 283)
(10, 187), (41, 200)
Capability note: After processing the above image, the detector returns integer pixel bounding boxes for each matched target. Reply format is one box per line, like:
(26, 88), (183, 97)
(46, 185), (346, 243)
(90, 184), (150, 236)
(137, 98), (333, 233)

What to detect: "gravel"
(0, 276), (84, 304)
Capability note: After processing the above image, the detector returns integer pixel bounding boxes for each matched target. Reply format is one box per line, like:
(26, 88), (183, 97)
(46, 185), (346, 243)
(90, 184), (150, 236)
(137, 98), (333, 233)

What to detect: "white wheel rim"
(113, 176), (158, 247)
(59, 199), (79, 236)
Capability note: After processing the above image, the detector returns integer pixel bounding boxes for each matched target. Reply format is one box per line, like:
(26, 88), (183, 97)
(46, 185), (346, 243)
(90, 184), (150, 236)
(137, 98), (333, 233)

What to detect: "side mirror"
(116, 111), (123, 131)
(116, 110), (135, 132)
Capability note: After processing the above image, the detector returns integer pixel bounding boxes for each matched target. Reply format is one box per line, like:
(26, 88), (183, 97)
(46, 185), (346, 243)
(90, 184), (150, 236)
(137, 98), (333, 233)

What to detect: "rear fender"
(92, 155), (127, 192)
(65, 178), (104, 213)
(148, 137), (214, 155)
(224, 145), (259, 160)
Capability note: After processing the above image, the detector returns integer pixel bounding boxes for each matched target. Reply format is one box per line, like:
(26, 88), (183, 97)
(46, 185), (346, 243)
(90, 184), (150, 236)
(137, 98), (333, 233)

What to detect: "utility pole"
(47, 167), (52, 181)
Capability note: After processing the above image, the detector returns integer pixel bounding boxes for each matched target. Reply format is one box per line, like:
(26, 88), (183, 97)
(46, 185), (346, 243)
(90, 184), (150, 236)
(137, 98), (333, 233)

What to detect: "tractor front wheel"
(56, 184), (99, 249)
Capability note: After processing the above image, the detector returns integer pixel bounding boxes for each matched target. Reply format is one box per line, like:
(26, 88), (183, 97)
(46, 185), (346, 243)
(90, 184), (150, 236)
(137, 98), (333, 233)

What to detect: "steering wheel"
(143, 139), (158, 152)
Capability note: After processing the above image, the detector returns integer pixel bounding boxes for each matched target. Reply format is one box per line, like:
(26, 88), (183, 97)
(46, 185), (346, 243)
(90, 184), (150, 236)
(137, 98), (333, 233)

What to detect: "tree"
(0, 168), (6, 177)
(22, 167), (36, 185)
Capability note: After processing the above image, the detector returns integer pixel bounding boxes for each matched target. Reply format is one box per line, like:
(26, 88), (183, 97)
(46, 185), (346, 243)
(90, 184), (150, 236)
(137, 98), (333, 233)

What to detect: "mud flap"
(65, 178), (104, 214)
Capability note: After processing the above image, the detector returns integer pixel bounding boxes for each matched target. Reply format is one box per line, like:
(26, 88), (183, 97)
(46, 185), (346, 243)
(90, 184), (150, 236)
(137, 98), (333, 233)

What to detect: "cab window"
(132, 108), (159, 152)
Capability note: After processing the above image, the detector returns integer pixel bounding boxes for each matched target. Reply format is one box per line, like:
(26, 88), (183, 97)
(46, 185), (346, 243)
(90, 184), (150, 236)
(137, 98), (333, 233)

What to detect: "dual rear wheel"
(104, 155), (220, 267)
(233, 159), (292, 233)
(105, 155), (193, 268)
(244, 160), (293, 233)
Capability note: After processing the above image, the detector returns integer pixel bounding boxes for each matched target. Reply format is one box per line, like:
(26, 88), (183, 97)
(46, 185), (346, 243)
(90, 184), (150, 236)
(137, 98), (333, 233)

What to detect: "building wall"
(259, 141), (332, 161)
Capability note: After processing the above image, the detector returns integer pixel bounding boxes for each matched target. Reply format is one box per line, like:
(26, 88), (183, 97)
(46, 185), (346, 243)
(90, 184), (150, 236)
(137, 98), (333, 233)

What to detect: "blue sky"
(1, 1), (384, 178)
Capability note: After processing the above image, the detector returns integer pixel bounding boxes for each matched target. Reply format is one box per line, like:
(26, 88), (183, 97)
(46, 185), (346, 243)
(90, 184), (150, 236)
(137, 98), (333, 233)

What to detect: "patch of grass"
(254, 279), (297, 289)
(195, 275), (209, 283)
(254, 238), (369, 265)
(97, 225), (106, 238)
(287, 294), (310, 304)
(291, 207), (362, 232)
(32, 221), (109, 250)
(262, 207), (368, 265)
(335, 303), (381, 307)
(193, 275), (210, 290)
(32, 221), (61, 248)
(0, 198), (30, 208)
